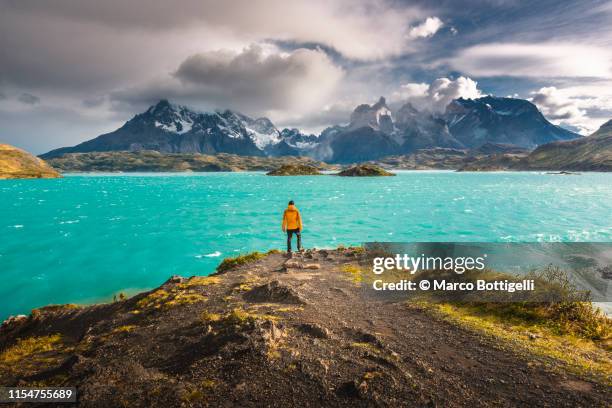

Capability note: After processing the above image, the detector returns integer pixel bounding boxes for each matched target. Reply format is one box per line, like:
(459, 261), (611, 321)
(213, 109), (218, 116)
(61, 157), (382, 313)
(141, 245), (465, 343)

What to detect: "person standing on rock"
(282, 200), (302, 254)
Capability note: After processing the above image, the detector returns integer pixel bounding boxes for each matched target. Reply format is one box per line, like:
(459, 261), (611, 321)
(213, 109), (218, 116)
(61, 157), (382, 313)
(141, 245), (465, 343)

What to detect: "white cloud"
(408, 17), (444, 39)
(530, 87), (584, 121)
(530, 84), (612, 135)
(2, 0), (432, 64)
(112, 44), (344, 118)
(392, 76), (483, 112)
(449, 43), (612, 78)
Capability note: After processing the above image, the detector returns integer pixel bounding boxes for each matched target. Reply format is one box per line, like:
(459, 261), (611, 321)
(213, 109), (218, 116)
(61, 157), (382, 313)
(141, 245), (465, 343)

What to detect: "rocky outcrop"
(0, 144), (61, 179)
(266, 164), (323, 176)
(336, 164), (395, 177)
(0, 248), (608, 407)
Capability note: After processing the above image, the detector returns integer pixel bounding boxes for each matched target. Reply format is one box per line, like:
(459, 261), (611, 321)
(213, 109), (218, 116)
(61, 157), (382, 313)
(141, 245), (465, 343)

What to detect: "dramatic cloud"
(449, 43), (612, 78)
(112, 45), (344, 117)
(408, 17), (444, 38)
(530, 87), (584, 121)
(392, 76), (483, 112)
(1, 0), (612, 153)
(1, 0), (433, 65)
(17, 93), (40, 105)
(530, 84), (612, 134)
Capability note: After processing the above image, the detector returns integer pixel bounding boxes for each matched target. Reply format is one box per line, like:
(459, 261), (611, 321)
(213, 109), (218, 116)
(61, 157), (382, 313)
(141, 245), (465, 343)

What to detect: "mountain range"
(41, 96), (580, 163)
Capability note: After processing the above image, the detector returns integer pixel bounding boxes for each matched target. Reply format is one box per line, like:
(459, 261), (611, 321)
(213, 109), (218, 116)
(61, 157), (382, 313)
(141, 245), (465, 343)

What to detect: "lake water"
(1, 171), (612, 319)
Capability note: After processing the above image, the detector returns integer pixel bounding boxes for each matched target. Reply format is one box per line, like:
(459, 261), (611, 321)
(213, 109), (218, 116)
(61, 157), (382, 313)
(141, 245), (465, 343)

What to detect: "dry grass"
(136, 288), (206, 310)
(0, 334), (71, 379)
(180, 276), (222, 288)
(341, 264), (363, 284)
(217, 252), (266, 273)
(0, 334), (63, 365)
(423, 302), (611, 385)
(111, 325), (137, 334)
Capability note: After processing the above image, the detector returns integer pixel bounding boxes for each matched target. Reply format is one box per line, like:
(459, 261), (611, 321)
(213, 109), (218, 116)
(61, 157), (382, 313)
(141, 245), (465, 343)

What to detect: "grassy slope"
(0, 144), (61, 179)
(460, 121), (612, 171)
(524, 129), (612, 171)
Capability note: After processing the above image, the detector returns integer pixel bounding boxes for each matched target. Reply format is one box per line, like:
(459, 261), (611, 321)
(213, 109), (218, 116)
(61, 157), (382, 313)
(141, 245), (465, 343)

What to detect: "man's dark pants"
(287, 228), (301, 253)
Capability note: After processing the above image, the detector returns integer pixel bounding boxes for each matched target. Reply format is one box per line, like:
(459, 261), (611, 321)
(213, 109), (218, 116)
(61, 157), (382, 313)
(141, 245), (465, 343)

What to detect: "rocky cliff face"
(0, 144), (61, 179)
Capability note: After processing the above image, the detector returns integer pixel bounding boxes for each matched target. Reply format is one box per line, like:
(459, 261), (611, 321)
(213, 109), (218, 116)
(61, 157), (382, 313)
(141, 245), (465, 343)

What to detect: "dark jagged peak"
(147, 99), (172, 114)
(373, 96), (388, 109)
(139, 100), (200, 134)
(349, 96), (393, 132)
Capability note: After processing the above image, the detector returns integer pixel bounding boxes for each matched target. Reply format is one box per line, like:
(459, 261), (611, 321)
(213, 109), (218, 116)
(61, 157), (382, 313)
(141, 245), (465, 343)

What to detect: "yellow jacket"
(282, 204), (302, 231)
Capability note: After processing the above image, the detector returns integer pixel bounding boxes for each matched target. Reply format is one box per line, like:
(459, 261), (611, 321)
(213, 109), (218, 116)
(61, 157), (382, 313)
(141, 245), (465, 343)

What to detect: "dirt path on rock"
(236, 249), (610, 407)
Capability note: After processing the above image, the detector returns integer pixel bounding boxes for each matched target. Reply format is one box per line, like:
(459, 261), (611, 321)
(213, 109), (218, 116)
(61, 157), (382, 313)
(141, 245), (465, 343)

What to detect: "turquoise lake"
(1, 171), (612, 319)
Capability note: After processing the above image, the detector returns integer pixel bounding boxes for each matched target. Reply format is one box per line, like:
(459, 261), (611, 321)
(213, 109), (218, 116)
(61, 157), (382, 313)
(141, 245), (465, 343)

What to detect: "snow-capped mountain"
(42, 96), (580, 163)
(443, 96), (578, 149)
(313, 96), (580, 162)
(42, 100), (289, 158)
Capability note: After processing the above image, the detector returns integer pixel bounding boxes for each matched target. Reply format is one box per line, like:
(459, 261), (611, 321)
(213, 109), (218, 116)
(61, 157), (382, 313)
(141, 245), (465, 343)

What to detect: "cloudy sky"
(1, 0), (612, 154)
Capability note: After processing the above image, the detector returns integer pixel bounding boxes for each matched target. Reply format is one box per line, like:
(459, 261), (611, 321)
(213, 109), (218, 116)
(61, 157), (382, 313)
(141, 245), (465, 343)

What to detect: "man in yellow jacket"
(282, 200), (302, 254)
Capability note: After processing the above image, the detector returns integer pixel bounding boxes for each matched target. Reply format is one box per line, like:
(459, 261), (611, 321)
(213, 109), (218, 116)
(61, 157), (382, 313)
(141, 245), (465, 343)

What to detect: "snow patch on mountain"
(154, 119), (193, 134)
(246, 127), (281, 149)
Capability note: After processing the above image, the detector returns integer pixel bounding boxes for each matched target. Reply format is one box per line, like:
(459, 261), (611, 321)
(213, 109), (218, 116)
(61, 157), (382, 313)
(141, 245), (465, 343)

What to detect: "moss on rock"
(266, 164), (323, 176)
